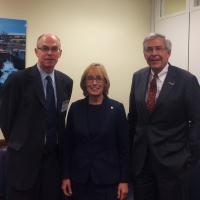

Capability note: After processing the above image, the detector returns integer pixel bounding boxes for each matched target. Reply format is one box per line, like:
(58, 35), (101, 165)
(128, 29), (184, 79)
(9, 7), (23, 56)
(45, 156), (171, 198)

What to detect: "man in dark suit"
(128, 33), (200, 200)
(0, 33), (73, 200)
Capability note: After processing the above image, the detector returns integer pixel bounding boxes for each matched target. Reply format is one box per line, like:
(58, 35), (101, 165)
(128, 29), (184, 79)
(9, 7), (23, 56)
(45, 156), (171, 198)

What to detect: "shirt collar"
(37, 64), (55, 81)
(150, 64), (169, 81)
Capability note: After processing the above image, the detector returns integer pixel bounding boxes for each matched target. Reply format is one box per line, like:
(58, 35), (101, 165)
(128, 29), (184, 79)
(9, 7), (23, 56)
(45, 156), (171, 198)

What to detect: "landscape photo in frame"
(0, 18), (27, 87)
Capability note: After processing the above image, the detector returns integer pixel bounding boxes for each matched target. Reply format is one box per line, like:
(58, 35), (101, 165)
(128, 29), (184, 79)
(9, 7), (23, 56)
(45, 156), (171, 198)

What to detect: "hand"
(117, 182), (128, 200)
(62, 178), (72, 196)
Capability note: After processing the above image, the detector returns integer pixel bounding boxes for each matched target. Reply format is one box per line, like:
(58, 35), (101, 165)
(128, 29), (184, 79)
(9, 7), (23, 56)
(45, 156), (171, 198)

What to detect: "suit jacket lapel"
(55, 72), (63, 113)
(84, 98), (93, 138)
(154, 65), (176, 111)
(30, 65), (46, 108)
(99, 97), (109, 134)
(140, 68), (151, 117)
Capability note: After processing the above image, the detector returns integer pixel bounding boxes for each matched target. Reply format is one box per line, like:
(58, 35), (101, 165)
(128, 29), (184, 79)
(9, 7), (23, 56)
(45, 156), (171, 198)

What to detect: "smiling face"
(85, 67), (105, 99)
(35, 34), (62, 73)
(144, 37), (171, 73)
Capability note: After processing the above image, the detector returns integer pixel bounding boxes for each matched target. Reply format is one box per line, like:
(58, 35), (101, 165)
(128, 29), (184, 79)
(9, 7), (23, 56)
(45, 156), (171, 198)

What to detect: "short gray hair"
(143, 32), (172, 51)
(36, 33), (61, 48)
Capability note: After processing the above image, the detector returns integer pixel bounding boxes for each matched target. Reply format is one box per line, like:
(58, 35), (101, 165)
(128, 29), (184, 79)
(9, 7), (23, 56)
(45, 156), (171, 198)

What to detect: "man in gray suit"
(128, 33), (200, 200)
(0, 33), (73, 200)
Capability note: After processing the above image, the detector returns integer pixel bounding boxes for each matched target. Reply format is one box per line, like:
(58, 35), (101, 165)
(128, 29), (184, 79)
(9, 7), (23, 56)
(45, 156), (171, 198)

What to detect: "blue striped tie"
(46, 76), (57, 145)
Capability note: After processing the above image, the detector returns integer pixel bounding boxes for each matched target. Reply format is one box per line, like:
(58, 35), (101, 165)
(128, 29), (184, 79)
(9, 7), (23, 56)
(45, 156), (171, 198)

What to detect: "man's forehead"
(40, 43), (59, 47)
(38, 37), (60, 47)
(145, 38), (165, 46)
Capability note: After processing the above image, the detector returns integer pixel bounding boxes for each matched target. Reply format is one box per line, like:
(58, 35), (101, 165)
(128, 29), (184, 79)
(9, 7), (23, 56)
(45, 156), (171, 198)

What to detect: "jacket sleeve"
(128, 74), (137, 153)
(0, 73), (20, 142)
(62, 103), (74, 179)
(116, 103), (130, 182)
(186, 75), (200, 164)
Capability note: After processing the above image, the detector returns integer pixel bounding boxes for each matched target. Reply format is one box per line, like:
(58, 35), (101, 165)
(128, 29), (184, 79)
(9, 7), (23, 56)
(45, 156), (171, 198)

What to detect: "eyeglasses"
(37, 46), (61, 53)
(144, 46), (167, 53)
(86, 75), (104, 83)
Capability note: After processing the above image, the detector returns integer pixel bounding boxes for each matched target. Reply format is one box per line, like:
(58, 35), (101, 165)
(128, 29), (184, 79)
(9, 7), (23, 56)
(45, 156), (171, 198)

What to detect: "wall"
(188, 4), (200, 82)
(162, 0), (186, 16)
(0, 0), (152, 139)
(153, 0), (200, 80)
(153, 0), (189, 70)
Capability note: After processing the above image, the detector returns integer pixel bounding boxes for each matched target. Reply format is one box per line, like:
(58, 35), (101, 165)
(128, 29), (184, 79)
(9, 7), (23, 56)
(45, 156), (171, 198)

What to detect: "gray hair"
(143, 32), (172, 51)
(36, 33), (61, 48)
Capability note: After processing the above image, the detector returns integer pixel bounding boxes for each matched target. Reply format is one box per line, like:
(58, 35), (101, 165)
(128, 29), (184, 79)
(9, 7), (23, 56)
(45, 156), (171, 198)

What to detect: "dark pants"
(0, 148), (7, 200)
(133, 154), (191, 200)
(69, 181), (118, 200)
(190, 161), (200, 200)
(6, 147), (62, 200)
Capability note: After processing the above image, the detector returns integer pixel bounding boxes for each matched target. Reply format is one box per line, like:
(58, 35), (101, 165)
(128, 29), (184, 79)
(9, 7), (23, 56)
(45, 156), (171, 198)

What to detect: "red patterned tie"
(146, 73), (158, 113)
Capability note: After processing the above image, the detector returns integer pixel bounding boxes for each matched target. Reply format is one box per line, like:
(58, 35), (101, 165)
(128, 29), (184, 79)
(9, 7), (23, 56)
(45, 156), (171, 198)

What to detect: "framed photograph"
(0, 18), (27, 87)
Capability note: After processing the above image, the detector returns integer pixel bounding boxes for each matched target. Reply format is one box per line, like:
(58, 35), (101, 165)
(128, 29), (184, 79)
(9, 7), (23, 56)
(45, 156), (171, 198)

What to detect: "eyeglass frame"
(37, 46), (61, 53)
(144, 46), (168, 54)
(86, 75), (105, 83)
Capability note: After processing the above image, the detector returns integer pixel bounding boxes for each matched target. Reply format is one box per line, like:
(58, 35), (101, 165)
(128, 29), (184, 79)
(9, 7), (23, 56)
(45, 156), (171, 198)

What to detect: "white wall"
(153, 0), (189, 70)
(153, 0), (200, 80)
(188, 6), (200, 81)
(0, 0), (152, 139)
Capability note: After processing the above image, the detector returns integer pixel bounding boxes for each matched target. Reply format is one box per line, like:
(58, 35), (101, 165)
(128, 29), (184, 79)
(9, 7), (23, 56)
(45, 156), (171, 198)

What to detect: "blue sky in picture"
(0, 18), (26, 35)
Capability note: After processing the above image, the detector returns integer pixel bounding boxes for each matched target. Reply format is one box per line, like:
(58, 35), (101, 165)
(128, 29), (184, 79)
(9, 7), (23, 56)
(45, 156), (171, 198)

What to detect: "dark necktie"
(146, 73), (158, 113)
(45, 76), (57, 145)
(46, 76), (56, 113)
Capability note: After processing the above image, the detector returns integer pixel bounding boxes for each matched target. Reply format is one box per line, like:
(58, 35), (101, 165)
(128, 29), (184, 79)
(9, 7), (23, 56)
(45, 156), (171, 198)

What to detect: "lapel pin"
(168, 82), (175, 86)
(110, 106), (114, 110)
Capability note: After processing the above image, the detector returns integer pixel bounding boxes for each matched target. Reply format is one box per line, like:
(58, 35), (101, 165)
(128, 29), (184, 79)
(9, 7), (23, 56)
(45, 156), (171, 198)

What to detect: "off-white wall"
(0, 0), (151, 139)
(154, 0), (189, 70)
(162, 0), (186, 16)
(188, 7), (200, 81)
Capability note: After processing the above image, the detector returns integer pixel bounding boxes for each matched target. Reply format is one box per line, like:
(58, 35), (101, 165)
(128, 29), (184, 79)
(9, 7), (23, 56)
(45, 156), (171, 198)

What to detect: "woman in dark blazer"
(62, 63), (129, 200)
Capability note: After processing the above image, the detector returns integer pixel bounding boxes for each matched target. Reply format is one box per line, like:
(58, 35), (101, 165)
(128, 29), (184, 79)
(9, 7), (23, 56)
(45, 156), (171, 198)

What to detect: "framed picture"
(0, 18), (27, 87)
